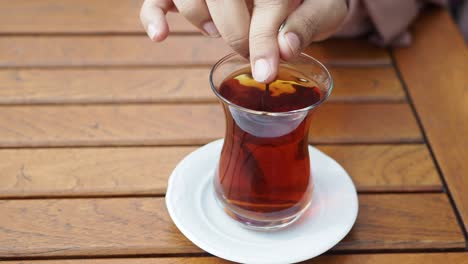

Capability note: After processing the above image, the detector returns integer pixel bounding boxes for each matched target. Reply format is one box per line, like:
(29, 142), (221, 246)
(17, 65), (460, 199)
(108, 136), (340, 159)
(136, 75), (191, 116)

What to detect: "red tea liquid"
(215, 67), (323, 220)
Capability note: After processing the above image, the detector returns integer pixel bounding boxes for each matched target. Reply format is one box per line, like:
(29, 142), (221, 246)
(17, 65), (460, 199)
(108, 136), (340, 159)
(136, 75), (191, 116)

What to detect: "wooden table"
(0, 1), (467, 263)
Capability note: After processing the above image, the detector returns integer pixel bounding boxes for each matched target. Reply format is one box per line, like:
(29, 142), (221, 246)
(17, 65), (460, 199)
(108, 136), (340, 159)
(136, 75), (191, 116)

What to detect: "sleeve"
(334, 0), (448, 46)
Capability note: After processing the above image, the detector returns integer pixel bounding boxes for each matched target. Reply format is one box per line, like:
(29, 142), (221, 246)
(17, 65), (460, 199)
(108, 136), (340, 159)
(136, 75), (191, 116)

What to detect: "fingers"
(249, 0), (289, 83)
(206, 0), (251, 57)
(278, 0), (348, 60)
(287, 0), (303, 14)
(140, 0), (173, 42)
(173, 0), (220, 37)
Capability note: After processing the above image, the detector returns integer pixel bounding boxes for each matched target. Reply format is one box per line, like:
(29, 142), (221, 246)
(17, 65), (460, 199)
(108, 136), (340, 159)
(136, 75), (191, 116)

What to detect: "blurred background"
(1, 0), (466, 43)
(451, 0), (468, 40)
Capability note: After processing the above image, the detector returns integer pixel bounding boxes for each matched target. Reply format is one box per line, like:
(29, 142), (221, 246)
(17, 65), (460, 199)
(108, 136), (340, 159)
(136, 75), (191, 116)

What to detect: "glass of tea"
(210, 53), (333, 230)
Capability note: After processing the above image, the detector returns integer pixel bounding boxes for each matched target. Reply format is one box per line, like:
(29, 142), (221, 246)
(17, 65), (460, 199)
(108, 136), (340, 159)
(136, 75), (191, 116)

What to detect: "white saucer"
(166, 139), (358, 264)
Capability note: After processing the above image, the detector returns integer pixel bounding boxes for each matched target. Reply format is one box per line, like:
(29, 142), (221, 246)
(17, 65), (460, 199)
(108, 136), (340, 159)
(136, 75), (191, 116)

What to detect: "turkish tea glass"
(210, 53), (333, 230)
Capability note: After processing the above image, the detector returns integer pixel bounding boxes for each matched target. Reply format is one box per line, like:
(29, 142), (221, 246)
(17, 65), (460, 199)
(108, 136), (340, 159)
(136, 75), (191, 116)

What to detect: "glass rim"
(209, 52), (334, 117)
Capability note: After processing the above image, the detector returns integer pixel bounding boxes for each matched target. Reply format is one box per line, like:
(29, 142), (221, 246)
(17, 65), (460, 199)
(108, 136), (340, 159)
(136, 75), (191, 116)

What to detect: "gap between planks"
(1, 252), (468, 262)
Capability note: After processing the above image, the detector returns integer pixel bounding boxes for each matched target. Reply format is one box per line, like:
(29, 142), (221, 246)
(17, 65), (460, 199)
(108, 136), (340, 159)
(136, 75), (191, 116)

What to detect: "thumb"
(278, 0), (348, 60)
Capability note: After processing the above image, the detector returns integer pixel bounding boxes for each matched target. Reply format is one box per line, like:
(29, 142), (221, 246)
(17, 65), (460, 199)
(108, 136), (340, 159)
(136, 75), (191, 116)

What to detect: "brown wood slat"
(0, 103), (421, 147)
(0, 0), (193, 33)
(310, 103), (421, 143)
(394, 9), (468, 232)
(0, 144), (441, 198)
(339, 194), (464, 250)
(304, 40), (391, 66)
(0, 194), (463, 257)
(3, 253), (468, 263)
(0, 36), (228, 67)
(0, 37), (390, 67)
(0, 67), (404, 105)
(330, 67), (404, 101)
(319, 145), (441, 192)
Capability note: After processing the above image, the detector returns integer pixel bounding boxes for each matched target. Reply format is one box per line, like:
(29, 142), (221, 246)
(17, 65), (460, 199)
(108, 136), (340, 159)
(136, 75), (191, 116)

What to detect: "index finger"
(140, 0), (174, 42)
(249, 0), (289, 83)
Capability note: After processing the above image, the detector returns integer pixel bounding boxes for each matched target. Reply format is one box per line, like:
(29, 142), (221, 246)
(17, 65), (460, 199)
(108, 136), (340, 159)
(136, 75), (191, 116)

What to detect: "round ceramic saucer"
(166, 139), (358, 264)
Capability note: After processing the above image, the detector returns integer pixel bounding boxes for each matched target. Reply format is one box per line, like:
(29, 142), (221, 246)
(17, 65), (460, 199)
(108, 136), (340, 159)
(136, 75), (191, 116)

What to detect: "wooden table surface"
(0, 1), (467, 263)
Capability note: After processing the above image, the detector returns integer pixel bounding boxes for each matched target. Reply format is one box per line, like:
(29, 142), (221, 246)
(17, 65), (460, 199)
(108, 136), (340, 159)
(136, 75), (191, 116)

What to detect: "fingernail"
(202, 21), (220, 37)
(147, 23), (159, 40)
(284, 32), (301, 56)
(253, 58), (271, 83)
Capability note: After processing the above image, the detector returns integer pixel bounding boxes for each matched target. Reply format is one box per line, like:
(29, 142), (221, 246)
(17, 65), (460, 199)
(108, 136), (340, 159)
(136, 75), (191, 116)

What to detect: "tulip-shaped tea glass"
(210, 53), (333, 230)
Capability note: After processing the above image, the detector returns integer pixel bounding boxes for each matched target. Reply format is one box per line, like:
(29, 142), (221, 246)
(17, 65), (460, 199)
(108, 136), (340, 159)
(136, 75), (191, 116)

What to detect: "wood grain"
(393, 9), (468, 231)
(0, 103), (421, 147)
(3, 253), (468, 263)
(0, 37), (390, 67)
(338, 194), (464, 250)
(319, 145), (441, 192)
(0, 36), (229, 67)
(0, 0), (193, 33)
(309, 103), (421, 143)
(0, 145), (441, 198)
(0, 194), (463, 258)
(304, 40), (391, 66)
(0, 147), (189, 198)
(330, 67), (404, 102)
(0, 67), (404, 105)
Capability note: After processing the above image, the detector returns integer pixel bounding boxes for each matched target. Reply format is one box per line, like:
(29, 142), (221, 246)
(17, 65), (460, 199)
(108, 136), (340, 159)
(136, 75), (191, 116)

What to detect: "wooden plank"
(318, 145), (441, 192)
(0, 67), (404, 105)
(0, 194), (463, 257)
(338, 194), (464, 250)
(0, 0), (193, 33)
(304, 39), (391, 66)
(0, 145), (441, 198)
(0, 146), (187, 198)
(0, 37), (390, 67)
(309, 103), (421, 143)
(330, 67), (404, 102)
(0, 36), (229, 67)
(393, 9), (468, 232)
(0, 103), (421, 147)
(3, 253), (468, 263)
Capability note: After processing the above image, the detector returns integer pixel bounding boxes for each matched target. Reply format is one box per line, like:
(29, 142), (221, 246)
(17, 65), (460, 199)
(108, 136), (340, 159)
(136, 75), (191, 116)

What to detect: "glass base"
(213, 182), (312, 231)
(223, 202), (311, 231)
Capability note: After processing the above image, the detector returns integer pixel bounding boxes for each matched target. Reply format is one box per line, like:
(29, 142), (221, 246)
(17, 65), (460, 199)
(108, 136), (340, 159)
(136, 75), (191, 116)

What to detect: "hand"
(140, 0), (347, 83)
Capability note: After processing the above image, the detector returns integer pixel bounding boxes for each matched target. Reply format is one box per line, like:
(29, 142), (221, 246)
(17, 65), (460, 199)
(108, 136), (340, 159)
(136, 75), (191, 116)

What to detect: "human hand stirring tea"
(140, 0), (348, 83)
